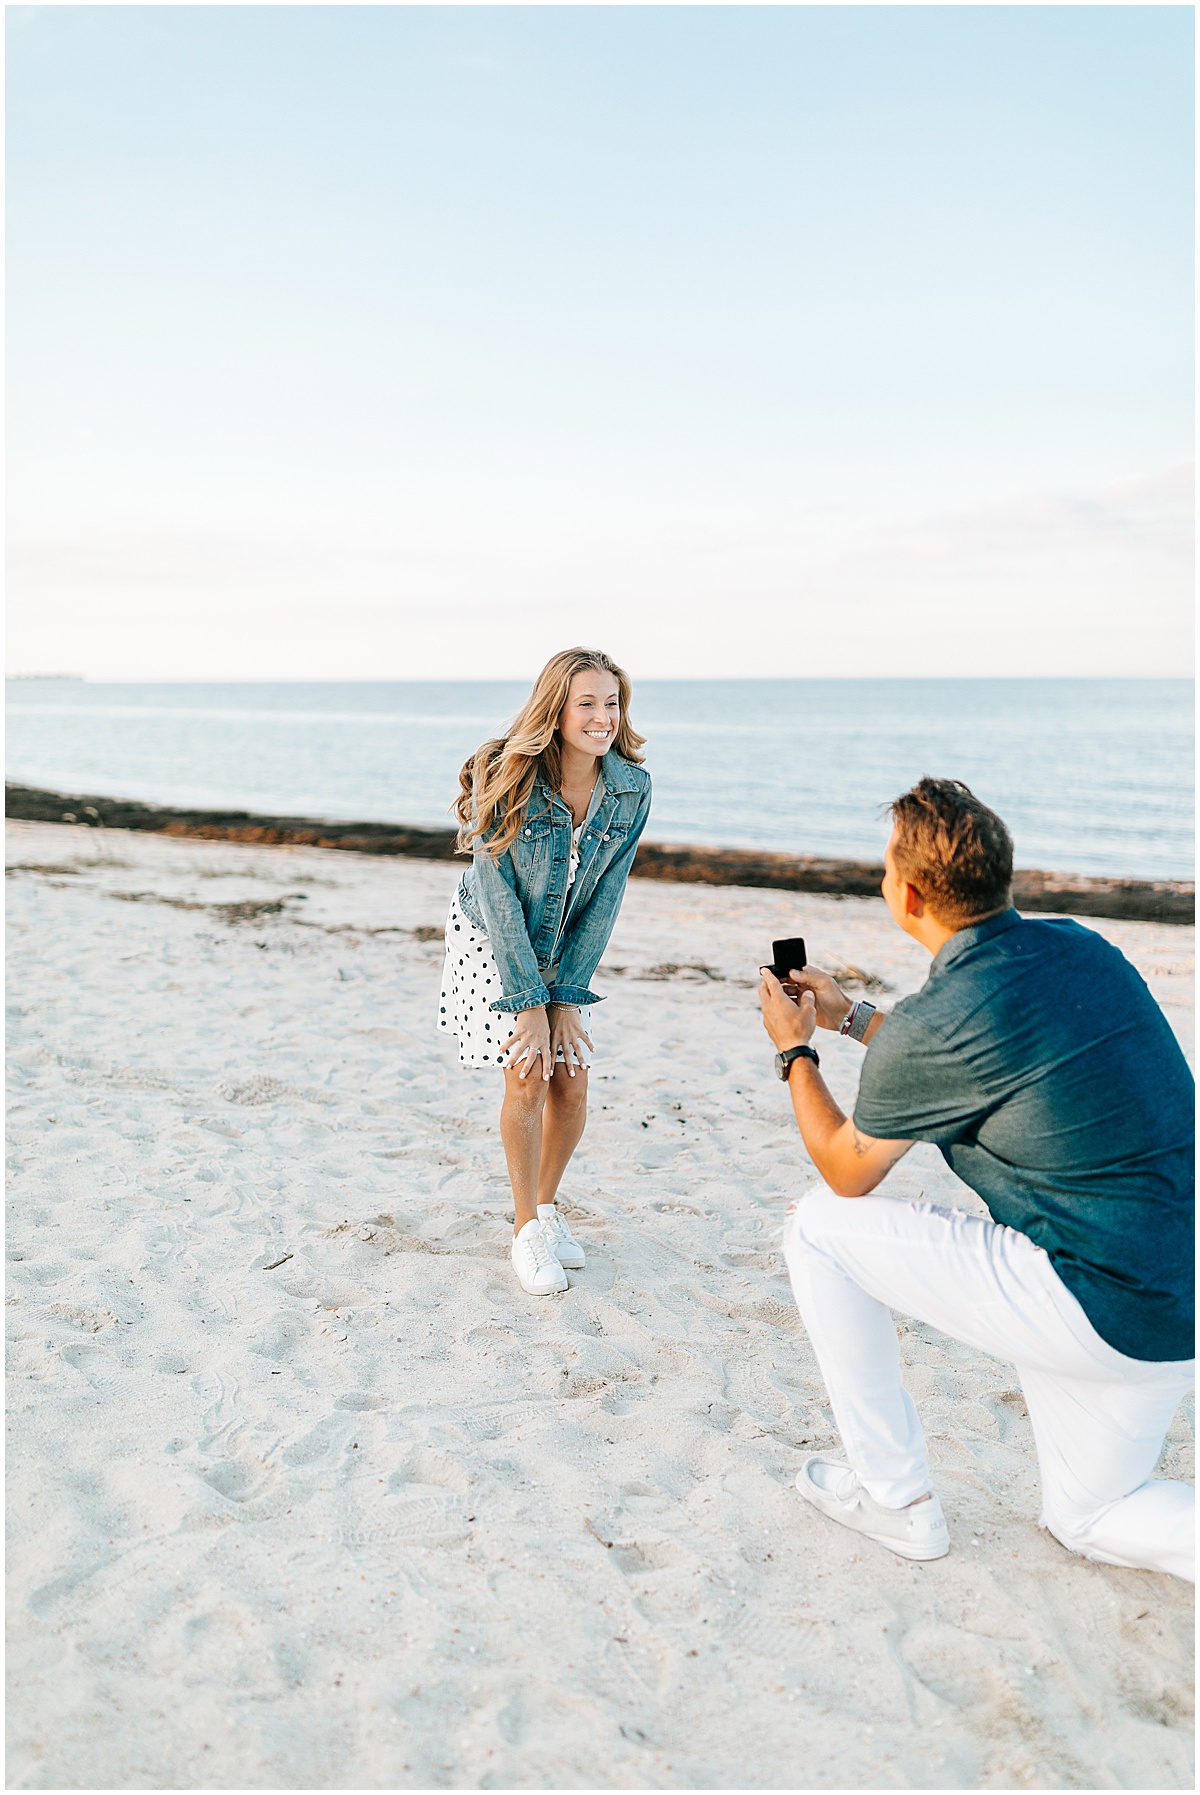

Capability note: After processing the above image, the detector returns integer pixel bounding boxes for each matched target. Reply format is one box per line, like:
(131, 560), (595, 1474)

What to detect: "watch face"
(775, 1052), (788, 1080)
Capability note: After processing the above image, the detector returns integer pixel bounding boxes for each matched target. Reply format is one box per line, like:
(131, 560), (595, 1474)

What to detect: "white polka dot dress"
(437, 892), (594, 1070)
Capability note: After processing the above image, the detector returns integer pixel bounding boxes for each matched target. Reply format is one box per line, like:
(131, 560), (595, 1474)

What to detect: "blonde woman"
(439, 648), (651, 1295)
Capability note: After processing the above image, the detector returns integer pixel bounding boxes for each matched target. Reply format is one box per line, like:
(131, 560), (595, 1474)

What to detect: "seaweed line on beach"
(7, 783), (1194, 923)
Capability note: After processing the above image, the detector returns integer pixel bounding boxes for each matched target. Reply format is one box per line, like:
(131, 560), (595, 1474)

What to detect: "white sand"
(6, 819), (1194, 1791)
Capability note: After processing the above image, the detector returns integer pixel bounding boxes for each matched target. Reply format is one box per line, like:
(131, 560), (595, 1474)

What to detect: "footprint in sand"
(58, 1340), (120, 1394)
(198, 1457), (275, 1505)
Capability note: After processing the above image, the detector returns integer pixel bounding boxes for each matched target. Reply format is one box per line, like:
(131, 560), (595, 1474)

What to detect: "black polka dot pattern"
(437, 895), (595, 1071)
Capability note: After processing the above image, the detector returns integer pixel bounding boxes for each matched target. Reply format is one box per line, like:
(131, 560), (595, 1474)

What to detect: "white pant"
(783, 1189), (1195, 1581)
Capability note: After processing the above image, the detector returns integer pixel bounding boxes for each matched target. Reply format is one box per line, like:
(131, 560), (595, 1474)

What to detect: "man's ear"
(902, 880), (926, 919)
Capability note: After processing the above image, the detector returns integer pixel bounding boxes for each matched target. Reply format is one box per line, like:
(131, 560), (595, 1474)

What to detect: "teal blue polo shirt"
(854, 910), (1194, 1363)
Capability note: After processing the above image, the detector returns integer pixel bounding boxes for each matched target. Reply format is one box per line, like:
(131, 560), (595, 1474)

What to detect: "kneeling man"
(759, 778), (1194, 1578)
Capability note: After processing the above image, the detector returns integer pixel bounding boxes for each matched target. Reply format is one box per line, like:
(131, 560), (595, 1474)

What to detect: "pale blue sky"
(7, 5), (1194, 679)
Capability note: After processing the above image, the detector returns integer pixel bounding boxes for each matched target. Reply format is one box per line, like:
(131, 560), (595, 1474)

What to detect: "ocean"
(5, 677), (1194, 880)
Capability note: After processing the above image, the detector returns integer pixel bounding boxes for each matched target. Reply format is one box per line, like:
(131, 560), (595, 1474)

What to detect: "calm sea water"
(6, 678), (1194, 880)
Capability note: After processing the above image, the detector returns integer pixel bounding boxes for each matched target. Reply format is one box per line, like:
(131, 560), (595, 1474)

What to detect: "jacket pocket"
(585, 818), (630, 858)
(512, 813), (553, 866)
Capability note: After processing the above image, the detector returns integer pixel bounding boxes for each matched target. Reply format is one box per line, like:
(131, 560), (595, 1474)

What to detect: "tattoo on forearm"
(850, 1130), (906, 1173)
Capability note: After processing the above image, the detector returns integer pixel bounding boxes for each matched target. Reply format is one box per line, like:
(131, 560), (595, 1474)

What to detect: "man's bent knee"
(1041, 1479), (1196, 1582)
(782, 1186), (849, 1264)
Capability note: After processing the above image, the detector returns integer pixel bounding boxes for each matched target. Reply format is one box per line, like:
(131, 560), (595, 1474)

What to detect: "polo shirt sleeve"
(853, 1006), (991, 1145)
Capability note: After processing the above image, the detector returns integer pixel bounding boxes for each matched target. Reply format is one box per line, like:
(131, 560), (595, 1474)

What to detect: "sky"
(6, 4), (1194, 681)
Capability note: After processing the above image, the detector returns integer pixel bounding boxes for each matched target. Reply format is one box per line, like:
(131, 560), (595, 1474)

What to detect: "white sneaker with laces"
(537, 1203), (586, 1270)
(796, 1455), (949, 1561)
(511, 1219), (569, 1296)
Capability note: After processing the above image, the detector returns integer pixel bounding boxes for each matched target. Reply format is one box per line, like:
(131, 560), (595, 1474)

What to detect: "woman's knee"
(546, 1072), (588, 1117)
(502, 1072), (548, 1116)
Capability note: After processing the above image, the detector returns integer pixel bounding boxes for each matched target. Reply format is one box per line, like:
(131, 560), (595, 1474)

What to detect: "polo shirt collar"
(933, 905), (1022, 971)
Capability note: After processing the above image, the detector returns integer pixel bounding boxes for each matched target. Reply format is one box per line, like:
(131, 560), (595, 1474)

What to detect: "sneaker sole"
(861, 1527), (949, 1562)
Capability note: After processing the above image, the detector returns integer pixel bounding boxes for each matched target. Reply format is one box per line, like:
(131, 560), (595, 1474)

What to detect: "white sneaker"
(511, 1219), (569, 1296)
(796, 1456), (949, 1561)
(537, 1204), (586, 1270)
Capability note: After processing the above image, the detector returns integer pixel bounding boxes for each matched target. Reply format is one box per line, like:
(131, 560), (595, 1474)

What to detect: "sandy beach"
(6, 818), (1194, 1791)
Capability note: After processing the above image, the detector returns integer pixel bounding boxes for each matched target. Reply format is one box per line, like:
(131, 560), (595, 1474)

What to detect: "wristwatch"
(775, 1044), (819, 1081)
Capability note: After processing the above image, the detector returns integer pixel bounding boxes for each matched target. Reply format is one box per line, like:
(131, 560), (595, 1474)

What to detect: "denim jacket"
(457, 752), (652, 1013)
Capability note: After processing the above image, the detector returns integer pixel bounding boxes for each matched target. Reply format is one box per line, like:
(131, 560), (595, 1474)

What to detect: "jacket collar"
(594, 752), (640, 796)
(534, 752), (639, 807)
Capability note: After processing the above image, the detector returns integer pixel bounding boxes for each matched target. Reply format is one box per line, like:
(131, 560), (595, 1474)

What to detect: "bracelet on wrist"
(840, 1000), (877, 1042)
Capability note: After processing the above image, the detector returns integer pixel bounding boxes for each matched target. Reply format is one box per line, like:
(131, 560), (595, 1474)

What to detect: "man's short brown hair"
(888, 778), (1013, 926)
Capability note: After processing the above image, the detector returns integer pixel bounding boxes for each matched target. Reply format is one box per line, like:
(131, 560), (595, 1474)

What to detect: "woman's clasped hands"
(501, 1004), (594, 1080)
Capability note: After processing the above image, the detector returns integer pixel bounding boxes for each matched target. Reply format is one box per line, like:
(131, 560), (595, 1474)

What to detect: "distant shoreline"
(6, 782), (1194, 925)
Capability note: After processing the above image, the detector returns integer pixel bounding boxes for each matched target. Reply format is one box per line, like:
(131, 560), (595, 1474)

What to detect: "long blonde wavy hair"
(455, 648), (645, 858)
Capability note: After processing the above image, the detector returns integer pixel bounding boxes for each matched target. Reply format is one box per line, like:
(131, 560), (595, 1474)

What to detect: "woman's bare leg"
(500, 1065), (549, 1234)
(537, 1067), (588, 1206)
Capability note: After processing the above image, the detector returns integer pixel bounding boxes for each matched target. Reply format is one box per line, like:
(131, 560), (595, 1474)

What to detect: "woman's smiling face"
(557, 669), (620, 760)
